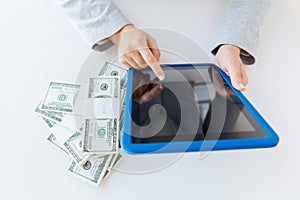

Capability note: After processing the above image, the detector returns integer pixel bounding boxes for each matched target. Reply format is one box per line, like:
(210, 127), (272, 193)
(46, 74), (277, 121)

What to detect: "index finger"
(139, 48), (165, 80)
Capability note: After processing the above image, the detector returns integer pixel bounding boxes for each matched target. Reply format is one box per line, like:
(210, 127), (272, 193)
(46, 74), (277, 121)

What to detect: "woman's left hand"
(214, 44), (249, 91)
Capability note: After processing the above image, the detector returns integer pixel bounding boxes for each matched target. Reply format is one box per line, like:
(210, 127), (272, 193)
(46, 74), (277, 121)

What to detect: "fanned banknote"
(83, 118), (118, 154)
(84, 76), (120, 118)
(68, 154), (113, 187)
(35, 61), (127, 187)
(41, 81), (81, 113)
(99, 61), (128, 90)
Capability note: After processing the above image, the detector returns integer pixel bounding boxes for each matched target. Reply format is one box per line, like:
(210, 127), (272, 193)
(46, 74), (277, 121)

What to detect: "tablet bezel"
(122, 63), (279, 154)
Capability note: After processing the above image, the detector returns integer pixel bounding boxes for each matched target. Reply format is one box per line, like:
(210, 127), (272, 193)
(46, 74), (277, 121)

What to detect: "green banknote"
(88, 77), (119, 98)
(118, 94), (126, 148)
(83, 118), (118, 154)
(35, 61), (127, 187)
(41, 81), (80, 113)
(119, 90), (126, 131)
(47, 134), (69, 155)
(68, 154), (112, 187)
(42, 117), (69, 154)
(35, 101), (65, 123)
(64, 131), (90, 165)
(42, 117), (56, 128)
(99, 61), (128, 90)
(103, 153), (122, 179)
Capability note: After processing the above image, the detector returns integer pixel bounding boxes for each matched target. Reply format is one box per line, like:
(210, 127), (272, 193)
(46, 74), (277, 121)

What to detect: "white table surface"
(0, 0), (299, 199)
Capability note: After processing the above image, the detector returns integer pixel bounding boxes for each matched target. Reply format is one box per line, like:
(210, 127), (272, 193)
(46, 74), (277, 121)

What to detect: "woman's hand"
(109, 25), (165, 80)
(214, 44), (248, 91)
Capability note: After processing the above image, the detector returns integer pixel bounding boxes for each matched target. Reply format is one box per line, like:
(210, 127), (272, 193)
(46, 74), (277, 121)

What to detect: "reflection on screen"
(131, 66), (266, 143)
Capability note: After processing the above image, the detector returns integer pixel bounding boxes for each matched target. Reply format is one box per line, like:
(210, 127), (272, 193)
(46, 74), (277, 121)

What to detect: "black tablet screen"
(131, 65), (268, 143)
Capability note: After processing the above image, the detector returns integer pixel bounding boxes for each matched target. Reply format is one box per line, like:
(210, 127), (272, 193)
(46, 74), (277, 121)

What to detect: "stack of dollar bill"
(35, 61), (128, 187)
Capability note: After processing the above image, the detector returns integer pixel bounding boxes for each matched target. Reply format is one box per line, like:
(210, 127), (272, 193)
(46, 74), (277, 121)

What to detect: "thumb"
(227, 65), (246, 91)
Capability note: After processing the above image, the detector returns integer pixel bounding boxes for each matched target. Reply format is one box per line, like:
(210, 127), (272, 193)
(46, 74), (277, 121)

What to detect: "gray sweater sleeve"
(211, 0), (271, 65)
(57, 0), (130, 51)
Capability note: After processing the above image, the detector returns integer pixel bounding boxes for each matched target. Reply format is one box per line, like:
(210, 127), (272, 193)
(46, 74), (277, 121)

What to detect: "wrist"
(109, 24), (135, 44)
(119, 24), (135, 32)
(219, 44), (241, 55)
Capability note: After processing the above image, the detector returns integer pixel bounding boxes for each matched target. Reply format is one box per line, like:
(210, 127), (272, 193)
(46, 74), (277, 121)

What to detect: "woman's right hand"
(109, 24), (165, 80)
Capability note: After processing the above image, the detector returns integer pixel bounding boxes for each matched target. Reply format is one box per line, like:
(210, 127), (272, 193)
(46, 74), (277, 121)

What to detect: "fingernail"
(239, 83), (245, 89)
(158, 74), (165, 80)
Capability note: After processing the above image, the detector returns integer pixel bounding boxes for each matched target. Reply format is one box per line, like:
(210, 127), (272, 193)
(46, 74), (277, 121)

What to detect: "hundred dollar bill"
(68, 154), (112, 187)
(120, 88), (126, 108)
(36, 100), (84, 132)
(41, 81), (81, 113)
(47, 134), (69, 155)
(88, 77), (119, 98)
(119, 89), (126, 129)
(118, 96), (125, 148)
(84, 76), (120, 118)
(99, 61), (128, 90)
(42, 117), (56, 128)
(103, 153), (122, 179)
(50, 124), (90, 165)
(64, 131), (90, 165)
(35, 101), (65, 123)
(109, 153), (122, 171)
(83, 118), (118, 154)
(41, 117), (69, 154)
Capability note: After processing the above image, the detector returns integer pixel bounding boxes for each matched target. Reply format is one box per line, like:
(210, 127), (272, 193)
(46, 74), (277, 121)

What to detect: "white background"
(0, 0), (299, 199)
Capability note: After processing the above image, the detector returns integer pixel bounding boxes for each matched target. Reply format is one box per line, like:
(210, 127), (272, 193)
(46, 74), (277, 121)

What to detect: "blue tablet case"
(122, 63), (279, 154)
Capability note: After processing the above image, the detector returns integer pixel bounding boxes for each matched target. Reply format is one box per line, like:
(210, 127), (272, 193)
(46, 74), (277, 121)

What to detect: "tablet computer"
(122, 63), (279, 154)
